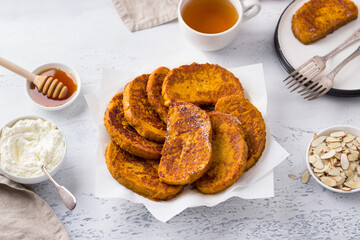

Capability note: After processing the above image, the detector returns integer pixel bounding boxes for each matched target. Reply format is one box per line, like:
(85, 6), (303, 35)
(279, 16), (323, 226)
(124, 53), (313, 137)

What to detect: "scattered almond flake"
(328, 167), (340, 176)
(333, 176), (345, 186)
(311, 136), (326, 147)
(356, 166), (360, 175)
(329, 142), (341, 149)
(350, 145), (358, 151)
(346, 142), (354, 148)
(330, 158), (335, 166)
(336, 166), (343, 171)
(322, 146), (330, 153)
(343, 135), (356, 143)
(314, 143), (325, 154)
(351, 150), (359, 155)
(308, 155), (317, 164)
(313, 160), (324, 170)
(354, 174), (360, 182)
(348, 153), (358, 161)
(340, 172), (346, 178)
(344, 169), (354, 178)
(347, 174), (355, 182)
(353, 140), (359, 147)
(335, 152), (341, 160)
(314, 167), (325, 173)
(334, 159), (341, 167)
(323, 163), (330, 172)
(335, 178), (345, 187)
(331, 175), (343, 182)
(322, 159), (330, 165)
(344, 180), (360, 189)
(301, 170), (310, 184)
(326, 137), (341, 143)
(356, 137), (360, 144)
(334, 147), (343, 152)
(349, 162), (357, 171)
(330, 131), (346, 137)
(320, 176), (336, 187)
(315, 173), (324, 177)
(343, 149), (350, 154)
(341, 154), (349, 170)
(340, 187), (352, 191)
(321, 149), (336, 159)
(288, 174), (296, 180)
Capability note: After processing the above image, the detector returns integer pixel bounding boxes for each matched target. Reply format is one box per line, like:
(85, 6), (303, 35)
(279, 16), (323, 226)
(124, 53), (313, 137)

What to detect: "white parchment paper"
(85, 54), (289, 222)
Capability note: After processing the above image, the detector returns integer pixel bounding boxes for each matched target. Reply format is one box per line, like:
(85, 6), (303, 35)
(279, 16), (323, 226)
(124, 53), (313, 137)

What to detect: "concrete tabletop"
(0, 0), (359, 239)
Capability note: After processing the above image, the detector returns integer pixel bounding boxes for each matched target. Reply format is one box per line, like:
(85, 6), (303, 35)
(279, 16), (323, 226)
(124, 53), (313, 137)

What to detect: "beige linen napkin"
(112, 0), (180, 31)
(0, 174), (69, 240)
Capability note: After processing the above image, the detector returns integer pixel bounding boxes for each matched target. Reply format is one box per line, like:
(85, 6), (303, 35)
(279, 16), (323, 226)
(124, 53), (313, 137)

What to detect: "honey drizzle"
(29, 68), (77, 107)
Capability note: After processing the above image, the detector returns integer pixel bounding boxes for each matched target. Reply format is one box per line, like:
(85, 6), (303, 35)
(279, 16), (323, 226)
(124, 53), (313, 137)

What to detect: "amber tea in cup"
(181, 0), (239, 34)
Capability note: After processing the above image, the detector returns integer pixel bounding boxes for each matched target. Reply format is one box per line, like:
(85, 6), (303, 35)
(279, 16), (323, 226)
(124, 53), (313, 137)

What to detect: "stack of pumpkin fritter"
(104, 63), (266, 201)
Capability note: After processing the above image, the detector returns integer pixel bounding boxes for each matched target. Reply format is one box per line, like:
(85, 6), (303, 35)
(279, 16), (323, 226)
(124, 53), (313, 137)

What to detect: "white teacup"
(178, 0), (261, 51)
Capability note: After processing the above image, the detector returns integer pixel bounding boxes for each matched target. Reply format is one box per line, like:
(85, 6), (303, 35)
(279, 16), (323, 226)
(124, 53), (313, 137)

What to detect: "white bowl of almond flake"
(0, 116), (66, 184)
(306, 125), (360, 193)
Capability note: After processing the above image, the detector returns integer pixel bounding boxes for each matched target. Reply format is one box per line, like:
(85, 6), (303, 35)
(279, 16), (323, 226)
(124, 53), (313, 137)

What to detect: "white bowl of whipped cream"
(0, 116), (66, 184)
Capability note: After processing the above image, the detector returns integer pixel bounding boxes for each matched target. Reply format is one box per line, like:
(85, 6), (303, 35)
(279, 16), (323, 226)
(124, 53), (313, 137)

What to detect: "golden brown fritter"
(147, 67), (170, 123)
(158, 102), (212, 185)
(105, 140), (184, 201)
(292, 0), (358, 44)
(123, 74), (166, 143)
(162, 63), (243, 107)
(196, 111), (248, 194)
(215, 95), (266, 170)
(104, 92), (163, 159)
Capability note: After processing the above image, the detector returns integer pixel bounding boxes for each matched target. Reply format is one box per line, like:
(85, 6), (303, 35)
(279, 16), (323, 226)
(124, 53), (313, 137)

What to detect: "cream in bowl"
(26, 63), (81, 111)
(0, 116), (66, 184)
(306, 125), (360, 193)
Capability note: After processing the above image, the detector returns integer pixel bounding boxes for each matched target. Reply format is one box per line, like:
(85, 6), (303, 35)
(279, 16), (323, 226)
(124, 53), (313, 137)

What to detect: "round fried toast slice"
(158, 102), (212, 185)
(123, 74), (166, 143)
(162, 63), (243, 107)
(147, 67), (170, 123)
(104, 92), (163, 159)
(105, 140), (184, 201)
(196, 112), (248, 194)
(215, 95), (266, 170)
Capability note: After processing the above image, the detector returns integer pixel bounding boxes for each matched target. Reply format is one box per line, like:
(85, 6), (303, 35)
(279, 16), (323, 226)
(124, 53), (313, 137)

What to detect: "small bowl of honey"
(26, 63), (81, 110)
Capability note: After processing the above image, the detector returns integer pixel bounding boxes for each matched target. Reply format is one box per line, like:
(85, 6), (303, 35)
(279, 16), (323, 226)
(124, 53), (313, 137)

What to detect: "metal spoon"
(41, 165), (77, 210)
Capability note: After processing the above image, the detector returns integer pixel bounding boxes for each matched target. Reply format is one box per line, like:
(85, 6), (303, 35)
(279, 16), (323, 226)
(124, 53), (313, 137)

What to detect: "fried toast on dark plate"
(104, 92), (163, 159)
(158, 102), (212, 185)
(123, 74), (166, 143)
(292, 0), (358, 44)
(196, 111), (248, 194)
(105, 140), (184, 201)
(162, 63), (243, 107)
(215, 95), (266, 170)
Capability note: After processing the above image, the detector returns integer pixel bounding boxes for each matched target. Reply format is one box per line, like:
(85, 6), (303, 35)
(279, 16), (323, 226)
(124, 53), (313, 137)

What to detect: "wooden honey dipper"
(0, 57), (68, 99)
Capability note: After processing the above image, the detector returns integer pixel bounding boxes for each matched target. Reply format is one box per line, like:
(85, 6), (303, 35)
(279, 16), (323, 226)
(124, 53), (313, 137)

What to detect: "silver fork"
(301, 45), (360, 100)
(283, 28), (360, 92)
